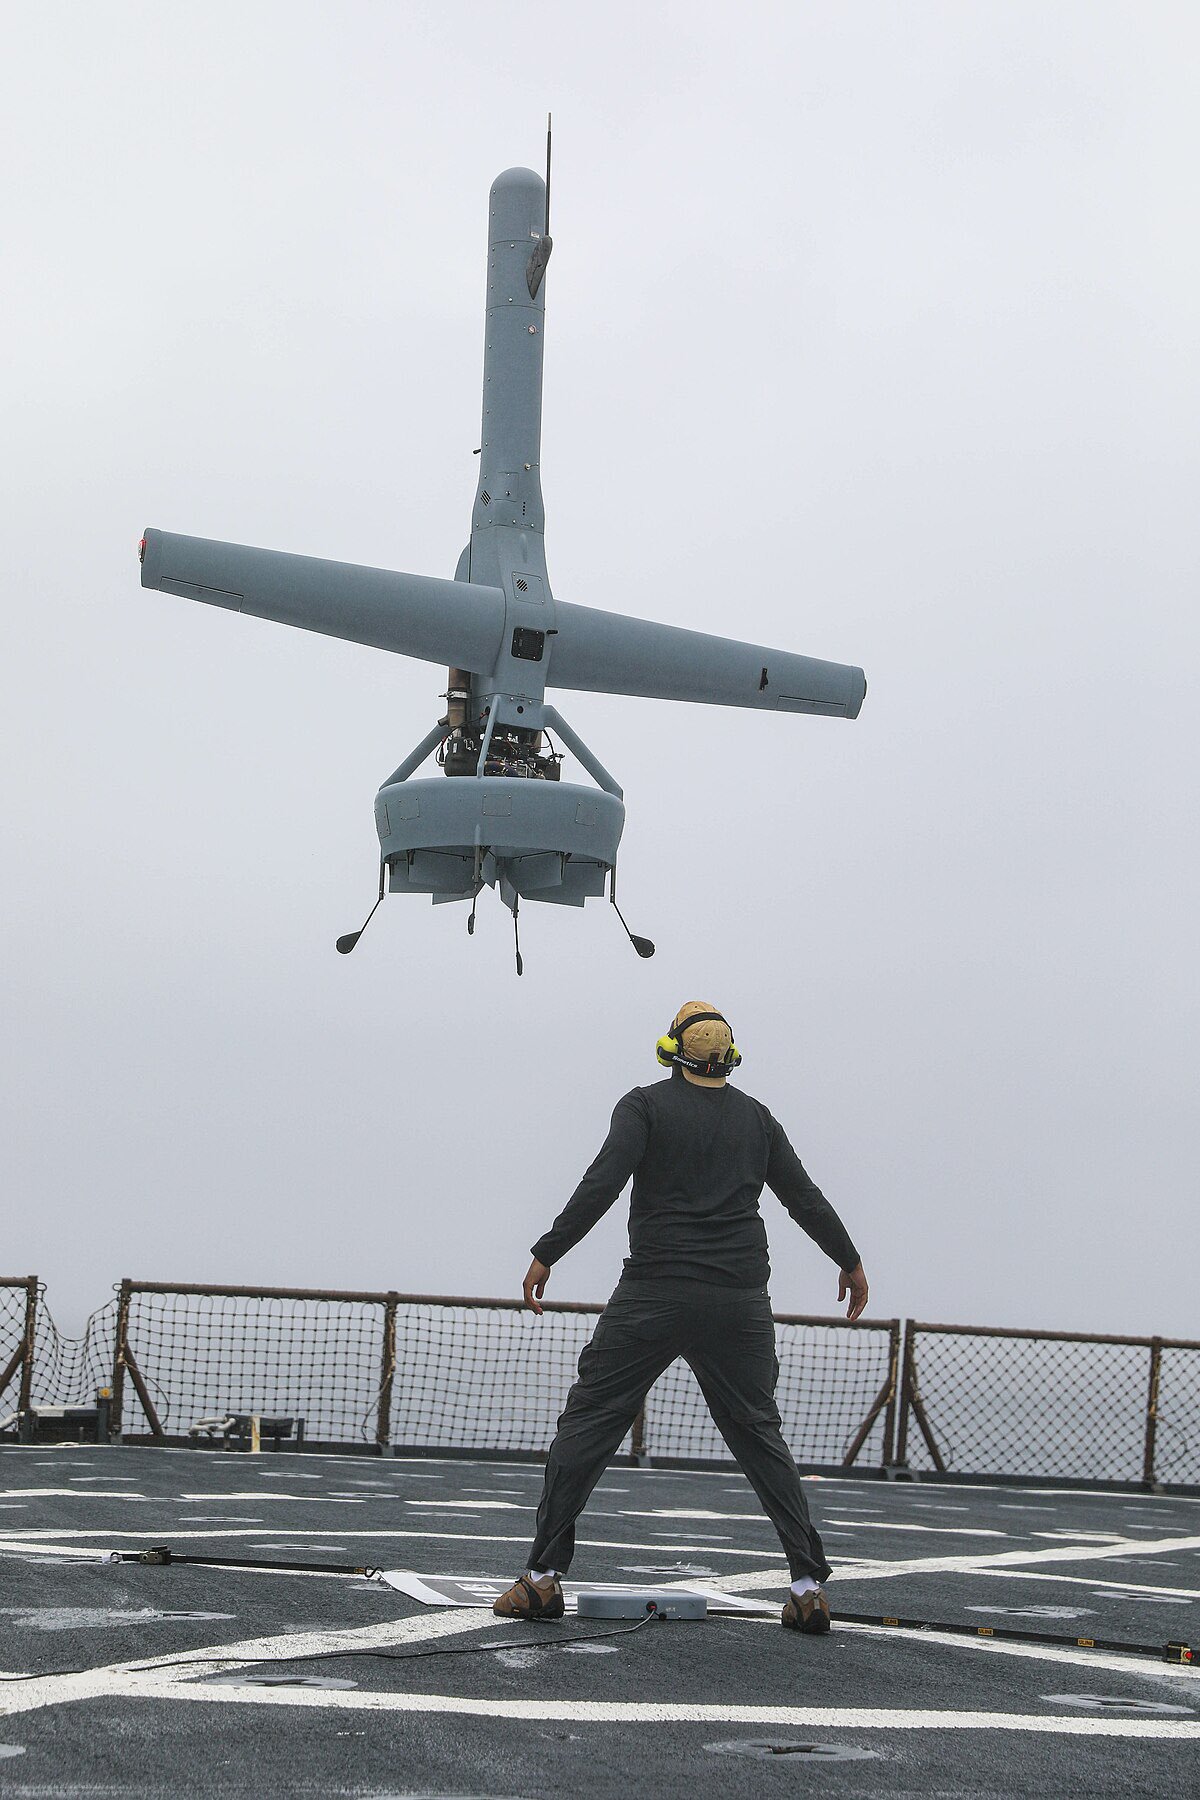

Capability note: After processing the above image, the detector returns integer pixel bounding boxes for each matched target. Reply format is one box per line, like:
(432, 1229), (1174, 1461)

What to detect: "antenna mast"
(545, 112), (552, 236)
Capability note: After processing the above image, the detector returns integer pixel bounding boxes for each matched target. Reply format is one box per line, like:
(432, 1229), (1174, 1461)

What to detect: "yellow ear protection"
(655, 1011), (743, 1078)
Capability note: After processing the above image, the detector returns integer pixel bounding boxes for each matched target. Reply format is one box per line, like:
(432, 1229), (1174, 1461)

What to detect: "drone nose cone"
(490, 166), (545, 241)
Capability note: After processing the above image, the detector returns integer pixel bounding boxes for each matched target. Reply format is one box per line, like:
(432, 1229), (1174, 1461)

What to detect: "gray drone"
(138, 130), (866, 971)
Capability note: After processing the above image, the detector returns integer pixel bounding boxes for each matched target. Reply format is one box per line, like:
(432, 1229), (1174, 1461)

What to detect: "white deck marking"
(0, 1604), (506, 1720)
(676, 1532), (1200, 1595)
(619, 1509), (759, 1522)
(821, 1533), (1200, 1582)
(0, 1490), (149, 1501)
(2, 1677), (1197, 1736)
(1033, 1530), (1126, 1543)
(176, 1494), (364, 1504)
(972, 1568), (1200, 1600)
(0, 1526), (784, 1562)
(406, 1500), (524, 1511)
(824, 1519), (1010, 1538)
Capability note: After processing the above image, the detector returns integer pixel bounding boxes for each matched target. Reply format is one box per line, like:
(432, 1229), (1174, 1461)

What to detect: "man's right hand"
(838, 1262), (868, 1322)
(523, 1258), (551, 1315)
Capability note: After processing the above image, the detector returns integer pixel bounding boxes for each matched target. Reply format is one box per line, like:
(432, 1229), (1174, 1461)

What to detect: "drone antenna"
(545, 112), (552, 237)
(336, 864), (386, 955)
(467, 886), (480, 937)
(513, 894), (524, 977)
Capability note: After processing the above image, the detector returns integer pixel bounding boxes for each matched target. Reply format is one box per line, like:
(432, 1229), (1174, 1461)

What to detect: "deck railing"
(3, 1277), (1197, 1486)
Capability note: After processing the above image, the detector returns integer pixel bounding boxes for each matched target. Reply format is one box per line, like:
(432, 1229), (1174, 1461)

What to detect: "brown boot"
(781, 1586), (831, 1634)
(493, 1572), (565, 1621)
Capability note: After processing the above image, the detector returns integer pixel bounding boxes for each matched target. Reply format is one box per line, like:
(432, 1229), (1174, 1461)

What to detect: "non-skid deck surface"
(0, 1444), (1197, 1796)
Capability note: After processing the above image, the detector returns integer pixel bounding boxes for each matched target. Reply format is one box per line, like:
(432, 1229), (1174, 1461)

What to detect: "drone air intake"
(138, 154), (866, 964)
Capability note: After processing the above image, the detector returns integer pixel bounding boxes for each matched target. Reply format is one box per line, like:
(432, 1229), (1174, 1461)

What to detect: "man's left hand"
(523, 1258), (551, 1315)
(838, 1262), (868, 1322)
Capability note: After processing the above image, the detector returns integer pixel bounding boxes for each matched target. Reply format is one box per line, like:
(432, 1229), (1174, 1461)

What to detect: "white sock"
(527, 1567), (557, 1583)
(790, 1575), (820, 1598)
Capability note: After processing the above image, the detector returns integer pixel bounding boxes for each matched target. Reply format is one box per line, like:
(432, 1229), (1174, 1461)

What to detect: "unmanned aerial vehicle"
(138, 128), (866, 969)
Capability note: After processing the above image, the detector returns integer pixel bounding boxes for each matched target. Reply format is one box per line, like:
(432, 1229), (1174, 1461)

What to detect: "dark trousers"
(527, 1278), (831, 1583)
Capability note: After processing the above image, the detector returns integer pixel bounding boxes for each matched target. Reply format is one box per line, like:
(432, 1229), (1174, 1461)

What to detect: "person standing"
(494, 1001), (868, 1634)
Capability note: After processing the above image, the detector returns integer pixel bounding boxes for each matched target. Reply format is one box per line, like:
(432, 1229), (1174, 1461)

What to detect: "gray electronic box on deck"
(577, 1590), (707, 1620)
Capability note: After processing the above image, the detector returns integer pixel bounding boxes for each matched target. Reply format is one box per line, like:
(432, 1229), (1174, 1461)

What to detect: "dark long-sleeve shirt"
(531, 1072), (859, 1288)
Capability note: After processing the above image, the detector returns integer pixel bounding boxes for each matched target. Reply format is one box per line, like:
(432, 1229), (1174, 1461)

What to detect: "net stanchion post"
(0, 1279), (39, 1418)
(1143, 1336), (1162, 1488)
(376, 1293), (399, 1454)
(901, 1325), (947, 1474)
(882, 1318), (901, 1468)
(16, 1278), (38, 1414)
(894, 1319), (916, 1470)
(840, 1320), (902, 1467)
(110, 1279), (132, 1441)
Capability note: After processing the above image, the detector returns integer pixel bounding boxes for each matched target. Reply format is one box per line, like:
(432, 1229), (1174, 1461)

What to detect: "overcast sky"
(2, 2), (1196, 1343)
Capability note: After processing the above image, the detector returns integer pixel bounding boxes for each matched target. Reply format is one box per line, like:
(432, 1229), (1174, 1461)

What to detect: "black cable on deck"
(107, 1550), (1199, 1669)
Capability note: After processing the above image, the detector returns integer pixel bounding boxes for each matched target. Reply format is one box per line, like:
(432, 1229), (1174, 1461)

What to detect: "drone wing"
(139, 530), (506, 673)
(548, 601), (866, 718)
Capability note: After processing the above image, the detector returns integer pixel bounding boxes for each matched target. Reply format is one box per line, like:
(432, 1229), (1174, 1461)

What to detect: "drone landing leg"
(467, 845), (485, 937)
(336, 863), (387, 956)
(513, 895), (524, 978)
(609, 868), (655, 959)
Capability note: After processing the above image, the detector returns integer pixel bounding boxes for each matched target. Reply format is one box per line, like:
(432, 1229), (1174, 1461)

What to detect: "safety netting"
(0, 1281), (115, 1430)
(1155, 1344), (1200, 1486)
(110, 1288), (891, 1463)
(386, 1302), (629, 1455)
(0, 1281), (34, 1427)
(640, 1319), (895, 1466)
(7, 1276), (1198, 1485)
(119, 1289), (391, 1445)
(902, 1326), (1163, 1482)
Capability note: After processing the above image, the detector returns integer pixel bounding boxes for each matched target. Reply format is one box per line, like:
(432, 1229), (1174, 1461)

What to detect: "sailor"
(494, 1001), (868, 1634)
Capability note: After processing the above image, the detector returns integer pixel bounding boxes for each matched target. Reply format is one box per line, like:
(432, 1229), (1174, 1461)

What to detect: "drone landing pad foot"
(612, 898), (655, 959)
(337, 864), (387, 955)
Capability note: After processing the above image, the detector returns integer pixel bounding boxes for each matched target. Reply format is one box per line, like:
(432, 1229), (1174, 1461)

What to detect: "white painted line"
(814, 1533), (1200, 1583)
(971, 1568), (1200, 1602)
(0, 1605), (506, 1721)
(824, 1519), (1010, 1538)
(669, 1533), (1200, 1598)
(406, 1500), (522, 1511)
(0, 1490), (149, 1501)
(3, 1679), (1197, 1736)
(617, 1509), (758, 1522)
(176, 1494), (364, 1505)
(0, 1526), (781, 1563)
(1033, 1530), (1126, 1543)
